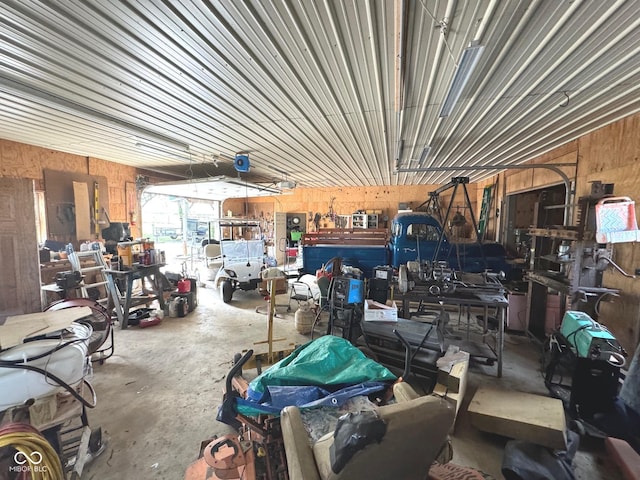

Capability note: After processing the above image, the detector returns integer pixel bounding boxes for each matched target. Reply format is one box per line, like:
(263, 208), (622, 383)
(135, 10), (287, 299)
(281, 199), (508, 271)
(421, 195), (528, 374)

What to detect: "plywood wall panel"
(505, 169), (534, 193)
(0, 139), (140, 237)
(483, 113), (640, 356)
(225, 184), (477, 229)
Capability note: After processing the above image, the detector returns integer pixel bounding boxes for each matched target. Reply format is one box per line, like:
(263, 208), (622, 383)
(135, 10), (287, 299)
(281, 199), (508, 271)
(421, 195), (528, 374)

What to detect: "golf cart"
(213, 219), (266, 303)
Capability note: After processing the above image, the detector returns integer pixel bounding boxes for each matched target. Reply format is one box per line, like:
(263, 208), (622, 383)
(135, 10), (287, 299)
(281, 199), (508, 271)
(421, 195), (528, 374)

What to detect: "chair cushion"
(312, 395), (455, 480)
(281, 406), (321, 480)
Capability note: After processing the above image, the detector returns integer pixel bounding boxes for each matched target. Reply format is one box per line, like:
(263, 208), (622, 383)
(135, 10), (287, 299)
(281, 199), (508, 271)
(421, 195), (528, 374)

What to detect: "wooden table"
(103, 265), (166, 328)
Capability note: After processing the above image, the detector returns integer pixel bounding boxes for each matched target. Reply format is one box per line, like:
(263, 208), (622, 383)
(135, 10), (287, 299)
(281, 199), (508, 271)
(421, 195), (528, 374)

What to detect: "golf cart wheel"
(221, 280), (233, 303)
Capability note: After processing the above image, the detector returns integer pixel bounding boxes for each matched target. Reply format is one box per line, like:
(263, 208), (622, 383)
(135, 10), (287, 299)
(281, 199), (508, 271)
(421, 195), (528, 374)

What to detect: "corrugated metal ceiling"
(0, 0), (638, 188)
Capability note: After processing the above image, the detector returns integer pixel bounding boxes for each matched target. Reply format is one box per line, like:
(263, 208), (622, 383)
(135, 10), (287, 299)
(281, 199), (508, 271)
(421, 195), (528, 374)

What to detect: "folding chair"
(287, 280), (315, 312)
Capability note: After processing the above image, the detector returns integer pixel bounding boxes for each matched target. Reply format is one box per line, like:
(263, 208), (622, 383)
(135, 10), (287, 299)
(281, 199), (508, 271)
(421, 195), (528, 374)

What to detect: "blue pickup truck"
(300, 212), (511, 278)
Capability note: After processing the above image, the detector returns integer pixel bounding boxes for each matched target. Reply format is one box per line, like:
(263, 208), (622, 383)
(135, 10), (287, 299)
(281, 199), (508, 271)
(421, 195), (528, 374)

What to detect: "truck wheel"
(221, 280), (233, 303)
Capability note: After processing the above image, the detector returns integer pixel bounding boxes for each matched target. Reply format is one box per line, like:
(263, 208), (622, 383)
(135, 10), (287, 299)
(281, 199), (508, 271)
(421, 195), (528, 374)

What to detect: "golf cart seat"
(204, 243), (223, 271)
(281, 383), (455, 480)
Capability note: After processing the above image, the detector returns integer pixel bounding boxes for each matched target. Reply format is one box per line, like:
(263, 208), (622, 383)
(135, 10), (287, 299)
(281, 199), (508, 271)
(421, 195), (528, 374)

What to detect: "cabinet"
(352, 213), (378, 229)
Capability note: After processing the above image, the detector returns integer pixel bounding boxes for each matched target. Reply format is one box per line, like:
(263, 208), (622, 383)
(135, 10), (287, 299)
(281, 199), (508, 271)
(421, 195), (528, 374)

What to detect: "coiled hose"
(0, 422), (64, 480)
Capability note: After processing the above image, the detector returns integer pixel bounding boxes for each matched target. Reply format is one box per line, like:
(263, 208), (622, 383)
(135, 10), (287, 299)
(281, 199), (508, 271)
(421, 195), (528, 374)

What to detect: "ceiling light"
(277, 180), (297, 189)
(439, 41), (485, 118)
(418, 146), (432, 165)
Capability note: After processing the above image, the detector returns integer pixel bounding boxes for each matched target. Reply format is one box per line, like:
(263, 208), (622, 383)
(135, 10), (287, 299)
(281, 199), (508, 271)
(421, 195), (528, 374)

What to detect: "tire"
(221, 280), (233, 303)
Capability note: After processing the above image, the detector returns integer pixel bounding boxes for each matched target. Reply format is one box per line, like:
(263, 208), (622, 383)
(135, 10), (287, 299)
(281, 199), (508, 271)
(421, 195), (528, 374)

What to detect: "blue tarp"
(235, 336), (396, 416)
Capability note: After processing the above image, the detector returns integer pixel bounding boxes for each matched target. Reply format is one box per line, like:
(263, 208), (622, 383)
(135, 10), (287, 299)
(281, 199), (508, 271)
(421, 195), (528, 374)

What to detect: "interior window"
(406, 223), (439, 241)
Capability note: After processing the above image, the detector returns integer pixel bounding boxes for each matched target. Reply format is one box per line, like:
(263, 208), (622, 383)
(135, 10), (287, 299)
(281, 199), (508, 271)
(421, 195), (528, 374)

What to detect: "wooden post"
(268, 279), (276, 363)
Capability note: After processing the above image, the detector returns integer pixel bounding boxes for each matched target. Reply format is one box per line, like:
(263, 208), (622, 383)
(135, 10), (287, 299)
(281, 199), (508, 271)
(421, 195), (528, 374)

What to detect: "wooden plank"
(73, 181), (91, 241)
(447, 361), (468, 394)
(43, 169), (109, 239)
(432, 347), (469, 432)
(439, 362), (468, 427)
(528, 227), (580, 240)
(302, 228), (388, 246)
(436, 347), (470, 393)
(468, 387), (567, 450)
(1, 306), (92, 349)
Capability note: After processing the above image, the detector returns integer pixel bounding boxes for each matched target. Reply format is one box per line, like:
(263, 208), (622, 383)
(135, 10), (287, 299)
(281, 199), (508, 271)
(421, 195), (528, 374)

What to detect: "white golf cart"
(213, 219), (266, 303)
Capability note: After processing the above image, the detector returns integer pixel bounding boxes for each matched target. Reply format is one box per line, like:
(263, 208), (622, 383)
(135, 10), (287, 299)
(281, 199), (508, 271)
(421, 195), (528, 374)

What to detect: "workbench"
(395, 285), (508, 377)
(103, 265), (166, 328)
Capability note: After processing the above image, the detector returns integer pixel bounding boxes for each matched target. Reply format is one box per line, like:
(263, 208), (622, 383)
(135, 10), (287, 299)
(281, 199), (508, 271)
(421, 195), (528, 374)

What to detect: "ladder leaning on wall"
(68, 248), (111, 308)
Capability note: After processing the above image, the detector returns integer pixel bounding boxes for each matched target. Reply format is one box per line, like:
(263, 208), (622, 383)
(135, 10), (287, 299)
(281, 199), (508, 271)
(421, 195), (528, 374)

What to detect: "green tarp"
(247, 335), (396, 402)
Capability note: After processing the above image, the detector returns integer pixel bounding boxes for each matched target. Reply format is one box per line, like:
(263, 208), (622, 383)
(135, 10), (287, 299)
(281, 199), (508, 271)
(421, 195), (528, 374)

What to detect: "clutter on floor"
(0, 308), (106, 478)
(468, 387), (568, 451)
(187, 338), (458, 480)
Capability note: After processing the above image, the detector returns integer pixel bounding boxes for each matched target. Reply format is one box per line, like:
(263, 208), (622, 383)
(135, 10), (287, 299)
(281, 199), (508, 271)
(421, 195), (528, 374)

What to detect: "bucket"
(295, 306), (315, 334)
(177, 279), (191, 293)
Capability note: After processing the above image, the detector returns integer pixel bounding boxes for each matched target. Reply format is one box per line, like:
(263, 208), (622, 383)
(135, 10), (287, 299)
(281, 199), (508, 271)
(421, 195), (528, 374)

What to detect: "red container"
(139, 316), (162, 328)
(177, 279), (191, 293)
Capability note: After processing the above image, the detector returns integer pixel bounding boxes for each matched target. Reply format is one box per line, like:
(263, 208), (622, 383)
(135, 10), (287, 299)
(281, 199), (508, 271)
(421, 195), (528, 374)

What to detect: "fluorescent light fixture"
(396, 139), (404, 161)
(418, 146), (432, 165)
(135, 138), (189, 153)
(439, 42), (485, 118)
(277, 180), (297, 189)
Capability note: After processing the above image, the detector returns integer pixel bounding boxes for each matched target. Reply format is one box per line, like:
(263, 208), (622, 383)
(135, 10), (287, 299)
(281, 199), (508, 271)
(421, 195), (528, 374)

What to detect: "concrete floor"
(82, 285), (622, 480)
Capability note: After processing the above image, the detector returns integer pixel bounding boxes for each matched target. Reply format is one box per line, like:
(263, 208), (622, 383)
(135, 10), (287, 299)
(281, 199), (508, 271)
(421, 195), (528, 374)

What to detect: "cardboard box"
(364, 299), (398, 322)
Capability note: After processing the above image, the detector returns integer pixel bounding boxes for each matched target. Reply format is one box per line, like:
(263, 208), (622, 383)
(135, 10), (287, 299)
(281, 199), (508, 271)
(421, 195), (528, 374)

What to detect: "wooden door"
(0, 178), (41, 322)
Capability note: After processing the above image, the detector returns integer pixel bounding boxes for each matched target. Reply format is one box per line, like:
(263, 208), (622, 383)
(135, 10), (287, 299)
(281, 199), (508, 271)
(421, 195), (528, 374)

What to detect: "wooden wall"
(0, 139), (149, 239)
(482, 112), (640, 356)
(224, 183), (478, 233)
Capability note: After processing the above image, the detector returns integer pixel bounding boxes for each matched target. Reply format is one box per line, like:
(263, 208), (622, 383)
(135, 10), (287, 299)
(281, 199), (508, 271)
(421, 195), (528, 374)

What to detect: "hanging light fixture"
(439, 41), (485, 118)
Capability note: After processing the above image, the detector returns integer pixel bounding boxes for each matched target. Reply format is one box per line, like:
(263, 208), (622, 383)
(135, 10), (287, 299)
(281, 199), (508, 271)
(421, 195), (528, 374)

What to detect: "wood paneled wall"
(483, 112), (640, 356)
(2, 110), (639, 354)
(224, 183), (478, 232)
(1, 139), (143, 238)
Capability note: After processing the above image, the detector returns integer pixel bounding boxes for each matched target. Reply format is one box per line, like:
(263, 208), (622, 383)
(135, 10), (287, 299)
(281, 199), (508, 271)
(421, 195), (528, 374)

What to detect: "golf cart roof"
(208, 218), (261, 228)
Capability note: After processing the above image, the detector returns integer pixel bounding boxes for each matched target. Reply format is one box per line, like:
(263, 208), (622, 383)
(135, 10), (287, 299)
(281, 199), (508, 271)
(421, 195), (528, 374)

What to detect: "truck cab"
(389, 212), (446, 267)
(389, 212), (511, 274)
